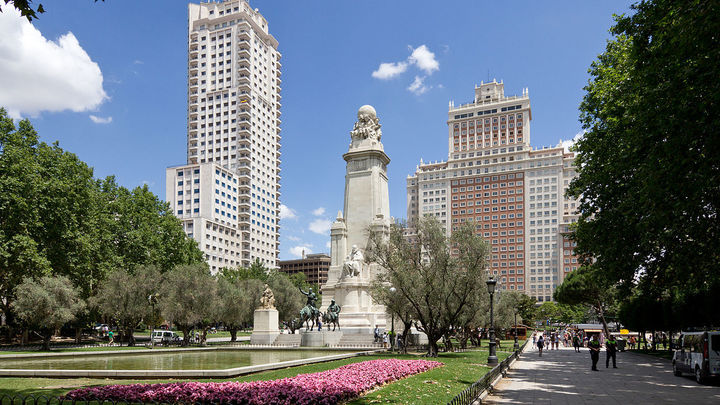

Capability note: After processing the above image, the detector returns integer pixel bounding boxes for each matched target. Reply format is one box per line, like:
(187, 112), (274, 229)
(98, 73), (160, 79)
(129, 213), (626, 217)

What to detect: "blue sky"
(0, 0), (633, 260)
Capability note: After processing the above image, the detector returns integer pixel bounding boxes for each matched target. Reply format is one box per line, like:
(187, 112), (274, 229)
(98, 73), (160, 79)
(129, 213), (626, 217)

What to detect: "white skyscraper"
(167, 0), (282, 272)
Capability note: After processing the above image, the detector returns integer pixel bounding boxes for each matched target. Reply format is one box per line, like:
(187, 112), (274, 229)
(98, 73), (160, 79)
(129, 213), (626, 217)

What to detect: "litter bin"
(617, 338), (627, 352)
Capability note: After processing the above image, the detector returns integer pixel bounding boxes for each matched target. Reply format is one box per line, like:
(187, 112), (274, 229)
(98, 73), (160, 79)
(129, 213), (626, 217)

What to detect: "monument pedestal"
(300, 330), (343, 347)
(250, 308), (279, 345)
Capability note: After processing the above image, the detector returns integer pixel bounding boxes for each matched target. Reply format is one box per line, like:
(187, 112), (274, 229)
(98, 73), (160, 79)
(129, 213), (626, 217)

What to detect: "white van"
(151, 330), (182, 345)
(672, 331), (720, 384)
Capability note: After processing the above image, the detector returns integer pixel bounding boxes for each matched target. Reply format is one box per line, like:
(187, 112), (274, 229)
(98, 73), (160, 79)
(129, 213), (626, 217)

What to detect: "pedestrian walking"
(532, 333), (537, 349)
(108, 330), (114, 345)
(606, 336), (618, 368)
(573, 334), (581, 352)
(554, 333), (560, 350)
(588, 335), (601, 371)
(537, 335), (545, 357)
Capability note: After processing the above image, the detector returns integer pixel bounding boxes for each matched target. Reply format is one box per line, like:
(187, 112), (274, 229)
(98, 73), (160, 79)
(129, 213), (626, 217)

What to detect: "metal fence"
(0, 395), (150, 405)
(446, 340), (528, 405)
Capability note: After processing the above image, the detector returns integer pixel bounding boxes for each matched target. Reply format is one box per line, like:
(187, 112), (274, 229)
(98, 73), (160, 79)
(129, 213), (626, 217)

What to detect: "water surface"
(0, 349), (352, 370)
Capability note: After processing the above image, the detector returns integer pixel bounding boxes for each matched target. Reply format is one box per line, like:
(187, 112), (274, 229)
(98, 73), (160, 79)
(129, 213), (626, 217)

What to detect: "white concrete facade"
(168, 0), (281, 269)
(166, 163), (242, 273)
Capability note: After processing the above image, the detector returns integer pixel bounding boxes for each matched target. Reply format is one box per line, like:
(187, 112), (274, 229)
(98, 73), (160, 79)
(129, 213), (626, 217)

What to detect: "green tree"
(2, 0), (104, 22)
(215, 276), (264, 340)
(368, 217), (490, 357)
(0, 110), (115, 329)
(12, 275), (85, 350)
(92, 265), (162, 346)
(569, 0), (720, 310)
(158, 264), (217, 346)
(266, 271), (305, 326)
(108, 183), (204, 273)
(554, 266), (615, 336)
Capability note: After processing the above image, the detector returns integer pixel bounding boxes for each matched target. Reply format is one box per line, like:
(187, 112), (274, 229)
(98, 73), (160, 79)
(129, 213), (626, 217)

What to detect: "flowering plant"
(63, 359), (441, 404)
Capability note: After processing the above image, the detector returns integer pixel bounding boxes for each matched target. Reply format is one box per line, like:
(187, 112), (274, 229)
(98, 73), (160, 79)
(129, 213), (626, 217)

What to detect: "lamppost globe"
(389, 287), (396, 293)
(486, 277), (497, 294)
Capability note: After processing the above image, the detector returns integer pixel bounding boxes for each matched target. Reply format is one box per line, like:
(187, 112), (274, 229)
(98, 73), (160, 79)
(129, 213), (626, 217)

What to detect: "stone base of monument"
(300, 330), (343, 347)
(250, 308), (279, 345)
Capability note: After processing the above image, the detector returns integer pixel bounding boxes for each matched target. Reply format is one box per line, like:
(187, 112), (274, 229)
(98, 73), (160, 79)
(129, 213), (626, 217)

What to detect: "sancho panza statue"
(342, 245), (364, 278)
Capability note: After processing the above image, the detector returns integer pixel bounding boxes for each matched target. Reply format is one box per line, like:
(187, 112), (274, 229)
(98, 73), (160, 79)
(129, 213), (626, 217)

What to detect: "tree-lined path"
(486, 343), (720, 404)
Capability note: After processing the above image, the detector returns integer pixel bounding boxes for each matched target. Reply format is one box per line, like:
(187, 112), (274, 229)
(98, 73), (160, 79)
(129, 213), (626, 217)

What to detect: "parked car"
(672, 331), (720, 384)
(151, 330), (182, 345)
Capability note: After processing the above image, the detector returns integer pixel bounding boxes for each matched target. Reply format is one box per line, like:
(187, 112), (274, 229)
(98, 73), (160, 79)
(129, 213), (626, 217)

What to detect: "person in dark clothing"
(537, 335), (545, 357)
(588, 335), (601, 371)
(573, 334), (581, 353)
(606, 336), (618, 368)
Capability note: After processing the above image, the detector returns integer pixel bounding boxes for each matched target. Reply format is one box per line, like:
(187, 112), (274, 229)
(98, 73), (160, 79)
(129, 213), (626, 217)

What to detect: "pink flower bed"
(63, 359), (442, 404)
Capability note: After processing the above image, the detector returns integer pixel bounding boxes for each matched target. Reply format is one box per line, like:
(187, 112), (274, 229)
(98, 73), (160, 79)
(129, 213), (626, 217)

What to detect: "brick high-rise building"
(407, 80), (579, 301)
(166, 0), (282, 273)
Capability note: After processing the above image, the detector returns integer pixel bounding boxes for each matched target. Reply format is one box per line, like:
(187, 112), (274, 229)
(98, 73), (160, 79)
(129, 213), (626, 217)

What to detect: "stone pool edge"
(0, 349), (383, 379)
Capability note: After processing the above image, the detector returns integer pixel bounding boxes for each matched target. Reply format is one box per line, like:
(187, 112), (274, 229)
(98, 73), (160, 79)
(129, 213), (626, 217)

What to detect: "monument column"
(321, 105), (390, 334)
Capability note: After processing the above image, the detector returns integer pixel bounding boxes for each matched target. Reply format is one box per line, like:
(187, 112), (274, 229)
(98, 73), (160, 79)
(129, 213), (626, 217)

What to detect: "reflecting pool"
(0, 349), (354, 370)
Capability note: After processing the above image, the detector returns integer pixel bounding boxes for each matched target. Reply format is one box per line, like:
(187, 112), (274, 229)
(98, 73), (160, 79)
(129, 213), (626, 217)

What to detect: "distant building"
(407, 79), (580, 302)
(279, 253), (330, 286)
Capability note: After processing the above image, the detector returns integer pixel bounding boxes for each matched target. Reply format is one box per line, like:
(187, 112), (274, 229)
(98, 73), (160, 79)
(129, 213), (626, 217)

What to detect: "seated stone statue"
(259, 284), (275, 309)
(342, 245), (364, 278)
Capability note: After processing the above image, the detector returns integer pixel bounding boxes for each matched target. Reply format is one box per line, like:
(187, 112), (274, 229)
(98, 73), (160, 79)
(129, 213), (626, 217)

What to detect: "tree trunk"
(126, 328), (135, 347)
(42, 331), (52, 351)
(230, 328), (238, 342)
(75, 327), (82, 344)
(201, 328), (208, 346)
(181, 327), (191, 347)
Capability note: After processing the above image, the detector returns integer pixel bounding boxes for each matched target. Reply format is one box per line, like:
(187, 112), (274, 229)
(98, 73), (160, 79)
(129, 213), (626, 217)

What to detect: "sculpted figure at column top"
(350, 105), (382, 142)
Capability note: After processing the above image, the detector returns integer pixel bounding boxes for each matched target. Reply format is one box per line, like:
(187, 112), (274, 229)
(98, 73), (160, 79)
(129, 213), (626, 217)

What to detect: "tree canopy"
(568, 0), (720, 309)
(368, 217), (490, 357)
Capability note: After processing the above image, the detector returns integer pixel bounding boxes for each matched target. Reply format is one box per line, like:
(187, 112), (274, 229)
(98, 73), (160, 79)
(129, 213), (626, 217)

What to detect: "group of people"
(532, 331), (619, 370)
(373, 325), (397, 348)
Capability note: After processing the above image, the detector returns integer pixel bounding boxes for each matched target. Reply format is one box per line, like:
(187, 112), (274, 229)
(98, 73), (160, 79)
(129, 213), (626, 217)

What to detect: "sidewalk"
(484, 344), (720, 404)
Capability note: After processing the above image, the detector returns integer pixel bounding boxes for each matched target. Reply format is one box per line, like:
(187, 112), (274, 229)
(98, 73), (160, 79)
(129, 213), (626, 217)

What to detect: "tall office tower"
(407, 80), (579, 300)
(167, 0), (282, 272)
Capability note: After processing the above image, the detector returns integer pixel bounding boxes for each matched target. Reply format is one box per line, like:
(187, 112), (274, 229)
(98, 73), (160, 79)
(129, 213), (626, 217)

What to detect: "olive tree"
(368, 217), (490, 357)
(92, 265), (162, 346)
(158, 264), (217, 346)
(12, 276), (85, 350)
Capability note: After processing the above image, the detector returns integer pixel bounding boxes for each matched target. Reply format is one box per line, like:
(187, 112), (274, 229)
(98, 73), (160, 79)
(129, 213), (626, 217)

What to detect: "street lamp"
(486, 277), (498, 366)
(513, 308), (520, 352)
(389, 287), (396, 351)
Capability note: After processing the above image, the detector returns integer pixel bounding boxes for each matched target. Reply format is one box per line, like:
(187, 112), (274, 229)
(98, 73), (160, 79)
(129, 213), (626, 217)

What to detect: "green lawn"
(0, 346), (514, 403)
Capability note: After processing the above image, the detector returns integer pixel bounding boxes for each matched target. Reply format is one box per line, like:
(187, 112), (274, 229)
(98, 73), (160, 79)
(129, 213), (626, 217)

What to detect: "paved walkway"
(485, 343), (720, 404)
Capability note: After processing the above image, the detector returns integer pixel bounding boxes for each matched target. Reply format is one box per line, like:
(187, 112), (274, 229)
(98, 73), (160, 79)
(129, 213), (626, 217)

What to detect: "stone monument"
(320, 105), (390, 334)
(250, 284), (280, 344)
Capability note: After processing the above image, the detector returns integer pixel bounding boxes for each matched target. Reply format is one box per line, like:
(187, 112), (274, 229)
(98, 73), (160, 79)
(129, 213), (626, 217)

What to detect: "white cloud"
(309, 218), (332, 235)
(133, 60), (144, 65)
(279, 204), (297, 220)
(312, 207), (326, 216)
(325, 241), (331, 249)
(289, 245), (313, 259)
(561, 130), (585, 153)
(408, 45), (439, 75)
(371, 61), (408, 79)
(0, 6), (107, 118)
(287, 235), (301, 242)
(408, 76), (430, 95)
(89, 115), (112, 124)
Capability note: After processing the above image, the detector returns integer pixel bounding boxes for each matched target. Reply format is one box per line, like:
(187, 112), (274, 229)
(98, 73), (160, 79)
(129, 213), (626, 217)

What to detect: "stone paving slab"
(485, 343), (720, 404)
